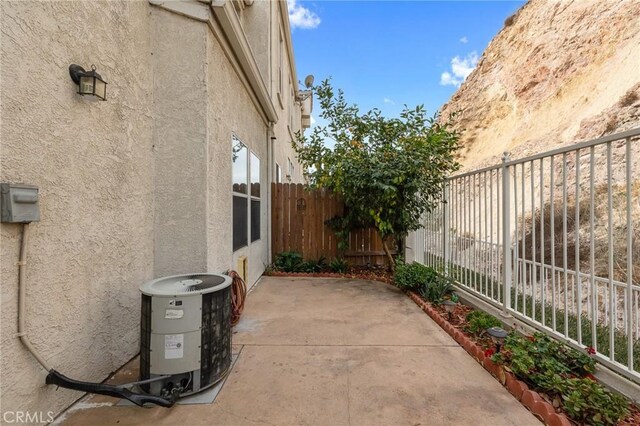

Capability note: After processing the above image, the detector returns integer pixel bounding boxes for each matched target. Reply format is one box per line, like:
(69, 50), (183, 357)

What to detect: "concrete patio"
(57, 277), (539, 425)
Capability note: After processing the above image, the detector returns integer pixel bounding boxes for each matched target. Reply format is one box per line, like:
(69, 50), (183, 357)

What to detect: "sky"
(288, 0), (526, 122)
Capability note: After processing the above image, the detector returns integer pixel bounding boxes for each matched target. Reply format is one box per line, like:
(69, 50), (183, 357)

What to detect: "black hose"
(46, 369), (176, 408)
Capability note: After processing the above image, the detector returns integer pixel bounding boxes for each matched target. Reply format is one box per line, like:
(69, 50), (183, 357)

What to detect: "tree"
(293, 80), (461, 269)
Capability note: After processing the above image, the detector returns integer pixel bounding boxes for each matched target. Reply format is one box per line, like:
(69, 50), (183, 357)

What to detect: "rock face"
(441, 0), (640, 170)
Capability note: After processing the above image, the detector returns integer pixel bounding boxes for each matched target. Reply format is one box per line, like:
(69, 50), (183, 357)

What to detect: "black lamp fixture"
(441, 300), (457, 321)
(69, 64), (107, 101)
(487, 326), (508, 353)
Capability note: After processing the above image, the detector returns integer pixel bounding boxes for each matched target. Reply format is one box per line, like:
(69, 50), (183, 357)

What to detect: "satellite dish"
(304, 75), (314, 89)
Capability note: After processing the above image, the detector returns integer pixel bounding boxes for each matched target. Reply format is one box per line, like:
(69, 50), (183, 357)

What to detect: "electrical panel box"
(1, 183), (40, 223)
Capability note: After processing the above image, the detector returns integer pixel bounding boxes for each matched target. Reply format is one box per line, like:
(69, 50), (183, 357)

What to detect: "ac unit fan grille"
(200, 287), (232, 387)
(139, 294), (152, 391)
(185, 276), (224, 292)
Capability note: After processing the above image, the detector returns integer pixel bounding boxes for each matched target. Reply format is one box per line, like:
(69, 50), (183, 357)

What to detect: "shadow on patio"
(57, 277), (539, 425)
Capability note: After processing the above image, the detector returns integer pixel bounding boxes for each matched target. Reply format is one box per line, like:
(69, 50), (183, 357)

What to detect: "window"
(232, 138), (248, 251)
(250, 152), (260, 242)
(287, 157), (294, 181)
(232, 136), (261, 252)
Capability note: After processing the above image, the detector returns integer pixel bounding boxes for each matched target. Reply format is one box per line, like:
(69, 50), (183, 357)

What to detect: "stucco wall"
(151, 8), (209, 278)
(1, 0), (154, 418)
(150, 8), (270, 288)
(1, 0), (305, 419)
(242, 1), (271, 87)
(270, 2), (305, 186)
(205, 28), (269, 288)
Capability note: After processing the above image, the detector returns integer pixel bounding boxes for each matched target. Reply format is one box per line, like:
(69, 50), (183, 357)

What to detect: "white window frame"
(232, 136), (262, 252)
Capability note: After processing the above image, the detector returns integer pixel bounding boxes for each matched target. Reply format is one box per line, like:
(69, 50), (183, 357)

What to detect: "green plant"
(491, 333), (626, 425)
(465, 310), (501, 336)
(439, 257), (640, 369)
(328, 257), (349, 273)
(273, 252), (328, 273)
(393, 262), (437, 290)
(273, 251), (304, 272)
(493, 332), (595, 378)
(561, 377), (629, 425)
(293, 79), (460, 269)
(299, 256), (327, 273)
(419, 275), (454, 304)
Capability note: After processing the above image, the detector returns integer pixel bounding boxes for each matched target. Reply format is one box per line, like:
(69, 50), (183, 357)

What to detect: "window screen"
(251, 199), (260, 242)
(233, 195), (248, 251)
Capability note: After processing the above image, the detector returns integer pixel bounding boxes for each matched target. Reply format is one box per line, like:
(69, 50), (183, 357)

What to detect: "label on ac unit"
(165, 334), (184, 359)
(165, 309), (184, 319)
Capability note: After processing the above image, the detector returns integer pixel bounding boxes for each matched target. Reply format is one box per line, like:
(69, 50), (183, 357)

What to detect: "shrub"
(494, 332), (595, 378)
(394, 262), (437, 291)
(465, 310), (501, 336)
(419, 275), (454, 304)
(620, 88), (638, 107)
(328, 257), (349, 273)
(504, 13), (516, 27)
(273, 252), (328, 273)
(299, 257), (327, 273)
(492, 333), (627, 425)
(273, 251), (304, 272)
(561, 377), (629, 425)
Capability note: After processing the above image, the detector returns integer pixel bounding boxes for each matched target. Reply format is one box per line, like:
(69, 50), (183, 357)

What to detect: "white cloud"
(439, 72), (457, 86)
(288, 0), (321, 30)
(383, 97), (395, 105)
(460, 36), (468, 44)
(439, 51), (479, 88)
(310, 114), (316, 126)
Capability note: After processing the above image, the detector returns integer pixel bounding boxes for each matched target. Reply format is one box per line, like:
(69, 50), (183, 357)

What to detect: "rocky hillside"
(441, 0), (640, 170)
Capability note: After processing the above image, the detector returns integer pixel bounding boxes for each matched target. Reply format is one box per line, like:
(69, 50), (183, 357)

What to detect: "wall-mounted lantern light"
(69, 64), (107, 101)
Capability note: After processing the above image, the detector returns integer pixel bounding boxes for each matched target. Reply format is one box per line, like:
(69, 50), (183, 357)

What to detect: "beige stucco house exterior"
(0, 0), (310, 419)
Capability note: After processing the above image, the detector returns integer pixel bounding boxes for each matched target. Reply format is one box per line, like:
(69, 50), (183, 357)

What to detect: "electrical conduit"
(17, 223), (51, 371)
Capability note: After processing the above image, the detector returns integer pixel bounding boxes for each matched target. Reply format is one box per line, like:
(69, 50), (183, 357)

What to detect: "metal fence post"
(501, 153), (512, 316)
(443, 180), (450, 275)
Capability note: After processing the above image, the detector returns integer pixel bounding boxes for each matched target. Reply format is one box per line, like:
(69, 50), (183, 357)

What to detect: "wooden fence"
(271, 183), (394, 265)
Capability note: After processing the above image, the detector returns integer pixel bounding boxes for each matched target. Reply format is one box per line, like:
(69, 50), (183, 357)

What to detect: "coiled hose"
(227, 270), (246, 326)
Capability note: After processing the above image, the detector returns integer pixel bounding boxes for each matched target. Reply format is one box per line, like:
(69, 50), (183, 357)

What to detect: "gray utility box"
(1, 183), (40, 223)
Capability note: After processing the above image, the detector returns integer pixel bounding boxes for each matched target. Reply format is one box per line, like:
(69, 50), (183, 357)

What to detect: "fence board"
(271, 183), (388, 265)
(272, 183), (282, 255)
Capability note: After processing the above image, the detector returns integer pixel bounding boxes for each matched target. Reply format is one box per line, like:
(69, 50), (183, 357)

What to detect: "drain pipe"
(17, 223), (51, 371)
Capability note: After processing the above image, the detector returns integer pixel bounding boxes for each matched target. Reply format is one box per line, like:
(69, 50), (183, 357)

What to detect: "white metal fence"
(415, 128), (640, 384)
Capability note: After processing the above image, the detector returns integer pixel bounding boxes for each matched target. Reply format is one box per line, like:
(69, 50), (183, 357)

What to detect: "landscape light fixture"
(487, 327), (508, 353)
(441, 300), (457, 321)
(69, 64), (107, 101)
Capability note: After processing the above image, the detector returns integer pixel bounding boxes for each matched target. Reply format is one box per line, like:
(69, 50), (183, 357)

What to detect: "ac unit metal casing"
(139, 273), (232, 397)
